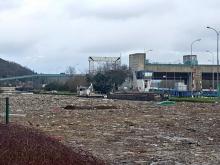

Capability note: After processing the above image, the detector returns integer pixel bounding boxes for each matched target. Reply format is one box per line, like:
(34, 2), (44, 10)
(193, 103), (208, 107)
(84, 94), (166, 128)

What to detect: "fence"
(0, 97), (9, 124)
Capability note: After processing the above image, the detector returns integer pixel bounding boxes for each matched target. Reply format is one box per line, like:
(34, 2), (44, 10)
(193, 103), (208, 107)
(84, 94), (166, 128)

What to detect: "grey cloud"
(0, 41), (34, 55)
(0, 0), (22, 11)
(66, 0), (176, 20)
(1, 0), (220, 73)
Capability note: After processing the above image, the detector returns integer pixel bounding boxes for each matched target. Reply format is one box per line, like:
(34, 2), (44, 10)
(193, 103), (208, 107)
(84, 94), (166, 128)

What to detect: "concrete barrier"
(107, 92), (165, 101)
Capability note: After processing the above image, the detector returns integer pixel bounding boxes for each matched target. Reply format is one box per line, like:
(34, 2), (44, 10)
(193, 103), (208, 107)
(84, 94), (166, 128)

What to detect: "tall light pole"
(144, 49), (153, 64)
(144, 49), (153, 53)
(191, 39), (201, 55)
(190, 39), (201, 96)
(207, 26), (219, 93)
(206, 50), (215, 90)
(144, 49), (153, 56)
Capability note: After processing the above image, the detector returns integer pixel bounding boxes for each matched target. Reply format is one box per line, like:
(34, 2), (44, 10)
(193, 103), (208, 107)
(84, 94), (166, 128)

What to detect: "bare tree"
(66, 66), (76, 75)
(65, 75), (88, 92)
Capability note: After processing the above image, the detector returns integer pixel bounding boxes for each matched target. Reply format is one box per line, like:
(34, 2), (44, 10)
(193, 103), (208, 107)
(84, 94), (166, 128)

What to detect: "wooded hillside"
(0, 58), (34, 77)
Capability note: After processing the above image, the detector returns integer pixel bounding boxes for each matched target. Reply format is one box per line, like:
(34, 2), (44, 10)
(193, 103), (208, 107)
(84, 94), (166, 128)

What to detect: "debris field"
(2, 94), (220, 165)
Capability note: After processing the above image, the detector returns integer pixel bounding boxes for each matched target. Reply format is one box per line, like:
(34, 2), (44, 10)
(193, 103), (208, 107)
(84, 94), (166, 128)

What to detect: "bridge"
(0, 74), (71, 81)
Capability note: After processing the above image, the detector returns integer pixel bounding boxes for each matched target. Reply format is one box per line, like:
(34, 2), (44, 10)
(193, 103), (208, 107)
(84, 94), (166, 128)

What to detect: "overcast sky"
(0, 0), (220, 73)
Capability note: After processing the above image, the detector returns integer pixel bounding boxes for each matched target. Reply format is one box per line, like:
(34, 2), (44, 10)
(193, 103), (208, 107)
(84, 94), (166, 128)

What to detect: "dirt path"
(4, 94), (220, 164)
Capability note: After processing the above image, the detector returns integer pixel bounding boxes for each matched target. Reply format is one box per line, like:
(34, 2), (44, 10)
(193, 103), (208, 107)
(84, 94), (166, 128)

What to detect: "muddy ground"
(1, 94), (220, 165)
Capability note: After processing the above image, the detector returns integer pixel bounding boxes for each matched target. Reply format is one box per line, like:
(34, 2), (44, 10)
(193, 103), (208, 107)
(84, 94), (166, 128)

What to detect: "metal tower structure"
(88, 56), (121, 74)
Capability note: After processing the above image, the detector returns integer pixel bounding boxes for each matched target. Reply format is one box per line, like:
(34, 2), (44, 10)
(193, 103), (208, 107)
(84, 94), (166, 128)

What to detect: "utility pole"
(207, 26), (219, 95)
(206, 50), (215, 90)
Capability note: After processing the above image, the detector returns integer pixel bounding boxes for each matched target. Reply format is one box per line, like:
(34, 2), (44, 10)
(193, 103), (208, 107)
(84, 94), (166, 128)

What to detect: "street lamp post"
(191, 39), (201, 55)
(144, 49), (153, 64)
(190, 39), (201, 96)
(207, 26), (219, 93)
(144, 49), (153, 56)
(206, 50), (215, 90)
(144, 49), (153, 53)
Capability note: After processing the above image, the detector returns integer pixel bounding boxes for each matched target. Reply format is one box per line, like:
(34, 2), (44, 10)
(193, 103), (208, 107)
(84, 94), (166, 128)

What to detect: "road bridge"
(0, 74), (88, 82)
(0, 74), (71, 81)
(0, 74), (86, 89)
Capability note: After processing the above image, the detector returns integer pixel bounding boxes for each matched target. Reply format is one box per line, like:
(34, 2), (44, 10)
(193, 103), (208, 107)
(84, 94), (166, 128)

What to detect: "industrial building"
(129, 53), (219, 91)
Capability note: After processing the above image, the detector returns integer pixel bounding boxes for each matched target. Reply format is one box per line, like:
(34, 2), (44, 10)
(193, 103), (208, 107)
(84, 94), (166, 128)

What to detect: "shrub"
(0, 124), (106, 165)
(169, 97), (216, 103)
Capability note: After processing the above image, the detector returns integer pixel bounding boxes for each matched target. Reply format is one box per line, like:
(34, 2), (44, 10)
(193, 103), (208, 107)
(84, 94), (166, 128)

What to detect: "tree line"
(45, 65), (132, 94)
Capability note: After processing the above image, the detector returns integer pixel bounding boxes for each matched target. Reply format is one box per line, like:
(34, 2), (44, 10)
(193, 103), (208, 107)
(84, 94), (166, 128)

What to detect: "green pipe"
(5, 97), (9, 124)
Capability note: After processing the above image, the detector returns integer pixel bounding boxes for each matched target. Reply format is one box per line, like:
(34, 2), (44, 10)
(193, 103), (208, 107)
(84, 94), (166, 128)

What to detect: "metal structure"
(191, 39), (201, 56)
(0, 74), (77, 90)
(206, 50), (215, 90)
(88, 56), (121, 74)
(0, 74), (71, 81)
(0, 97), (9, 124)
(207, 26), (219, 94)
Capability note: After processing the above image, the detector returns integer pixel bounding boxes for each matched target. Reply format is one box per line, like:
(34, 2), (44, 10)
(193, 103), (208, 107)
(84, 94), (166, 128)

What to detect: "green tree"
(91, 73), (112, 94)
(88, 65), (131, 94)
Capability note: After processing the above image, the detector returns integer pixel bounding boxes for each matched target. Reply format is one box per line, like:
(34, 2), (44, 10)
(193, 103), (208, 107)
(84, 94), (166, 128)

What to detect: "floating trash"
(157, 101), (176, 106)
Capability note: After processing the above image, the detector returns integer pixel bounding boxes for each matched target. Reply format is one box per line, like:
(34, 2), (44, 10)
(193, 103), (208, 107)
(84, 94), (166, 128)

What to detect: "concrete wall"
(129, 53), (146, 71)
(145, 64), (192, 72)
(145, 64), (220, 73)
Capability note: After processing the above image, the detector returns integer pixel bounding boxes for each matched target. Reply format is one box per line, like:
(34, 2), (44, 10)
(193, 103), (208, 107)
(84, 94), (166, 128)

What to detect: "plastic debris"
(157, 101), (176, 106)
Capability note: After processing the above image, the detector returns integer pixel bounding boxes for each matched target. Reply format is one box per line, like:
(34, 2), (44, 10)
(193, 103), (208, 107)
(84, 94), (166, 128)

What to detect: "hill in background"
(0, 58), (34, 78)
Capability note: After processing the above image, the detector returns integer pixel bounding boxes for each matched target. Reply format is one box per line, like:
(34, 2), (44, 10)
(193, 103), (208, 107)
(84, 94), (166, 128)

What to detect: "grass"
(169, 97), (218, 103)
(0, 123), (106, 165)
